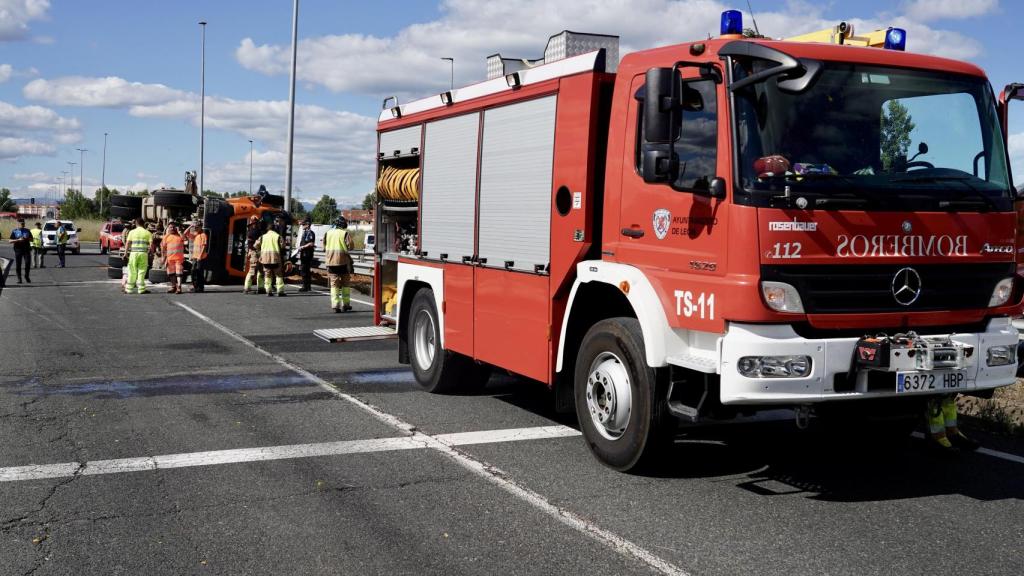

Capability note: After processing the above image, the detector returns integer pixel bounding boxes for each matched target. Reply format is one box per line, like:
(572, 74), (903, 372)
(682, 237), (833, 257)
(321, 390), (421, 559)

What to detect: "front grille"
(761, 263), (1013, 314)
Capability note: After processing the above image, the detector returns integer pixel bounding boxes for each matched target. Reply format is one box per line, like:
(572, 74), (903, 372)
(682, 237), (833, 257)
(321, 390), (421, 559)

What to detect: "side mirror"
(77, 227), (83, 232)
(641, 67), (679, 184)
(709, 177), (726, 199)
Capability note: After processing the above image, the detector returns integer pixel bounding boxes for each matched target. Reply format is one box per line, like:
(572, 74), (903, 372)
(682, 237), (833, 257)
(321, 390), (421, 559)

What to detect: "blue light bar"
(884, 27), (906, 51)
(721, 10), (743, 35)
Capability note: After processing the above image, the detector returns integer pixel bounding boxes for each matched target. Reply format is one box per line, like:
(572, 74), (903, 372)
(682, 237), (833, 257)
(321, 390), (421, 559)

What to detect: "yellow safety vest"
(324, 228), (348, 253)
(30, 228), (42, 248)
(126, 227), (152, 253)
(260, 230), (281, 257)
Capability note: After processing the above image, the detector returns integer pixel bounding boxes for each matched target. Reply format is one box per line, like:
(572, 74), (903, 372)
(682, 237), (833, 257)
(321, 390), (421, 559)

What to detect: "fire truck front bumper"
(717, 318), (1019, 405)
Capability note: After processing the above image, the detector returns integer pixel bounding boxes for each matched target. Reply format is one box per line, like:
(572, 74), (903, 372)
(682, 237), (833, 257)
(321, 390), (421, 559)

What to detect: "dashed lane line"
(171, 301), (689, 576)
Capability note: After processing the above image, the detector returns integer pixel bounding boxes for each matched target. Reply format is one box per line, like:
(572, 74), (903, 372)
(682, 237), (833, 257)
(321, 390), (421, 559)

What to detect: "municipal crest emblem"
(652, 209), (671, 240)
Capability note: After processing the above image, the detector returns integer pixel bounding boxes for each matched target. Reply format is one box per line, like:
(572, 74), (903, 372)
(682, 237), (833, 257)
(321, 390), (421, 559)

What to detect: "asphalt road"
(1, 244), (1022, 576)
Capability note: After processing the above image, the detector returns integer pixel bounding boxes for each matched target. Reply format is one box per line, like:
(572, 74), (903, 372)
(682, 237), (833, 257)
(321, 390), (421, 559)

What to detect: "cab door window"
(636, 78), (718, 192)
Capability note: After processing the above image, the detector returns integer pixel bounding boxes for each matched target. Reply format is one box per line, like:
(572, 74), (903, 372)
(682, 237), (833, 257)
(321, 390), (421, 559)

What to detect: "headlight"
(737, 355), (812, 378)
(988, 277), (1014, 307)
(986, 345), (1015, 367)
(761, 281), (804, 313)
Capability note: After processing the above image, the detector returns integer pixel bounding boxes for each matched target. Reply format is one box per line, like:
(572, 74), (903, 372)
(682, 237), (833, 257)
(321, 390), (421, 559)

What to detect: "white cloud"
(0, 63), (11, 83)
(23, 76), (188, 107)
(12, 170), (47, 180)
(0, 0), (49, 42)
(235, 0), (985, 97)
(903, 0), (998, 22)
(0, 136), (53, 159)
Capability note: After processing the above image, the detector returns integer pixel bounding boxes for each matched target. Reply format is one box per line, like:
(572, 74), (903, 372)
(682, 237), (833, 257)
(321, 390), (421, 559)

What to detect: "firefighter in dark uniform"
(297, 217), (316, 292)
(243, 215), (265, 294)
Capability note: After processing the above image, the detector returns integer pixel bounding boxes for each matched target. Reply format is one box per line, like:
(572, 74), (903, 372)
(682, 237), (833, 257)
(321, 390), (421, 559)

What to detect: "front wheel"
(100, 243), (108, 255)
(408, 288), (489, 394)
(574, 317), (675, 471)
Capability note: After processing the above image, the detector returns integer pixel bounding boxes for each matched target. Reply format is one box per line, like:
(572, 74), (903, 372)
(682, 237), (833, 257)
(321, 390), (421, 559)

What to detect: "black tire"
(100, 243), (108, 255)
(153, 191), (196, 209)
(263, 193), (285, 208)
(72, 248), (80, 255)
(109, 195), (143, 209)
(107, 266), (123, 279)
(574, 317), (675, 472)
(108, 255), (123, 268)
(110, 205), (140, 219)
(148, 268), (168, 284)
(407, 289), (489, 394)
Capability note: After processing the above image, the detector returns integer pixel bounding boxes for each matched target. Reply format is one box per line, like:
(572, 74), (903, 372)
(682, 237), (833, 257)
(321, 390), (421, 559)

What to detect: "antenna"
(746, 0), (761, 36)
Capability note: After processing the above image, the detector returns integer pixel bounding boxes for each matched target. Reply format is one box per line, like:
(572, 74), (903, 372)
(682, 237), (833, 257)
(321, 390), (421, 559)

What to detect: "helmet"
(334, 216), (348, 229)
(249, 215), (259, 223)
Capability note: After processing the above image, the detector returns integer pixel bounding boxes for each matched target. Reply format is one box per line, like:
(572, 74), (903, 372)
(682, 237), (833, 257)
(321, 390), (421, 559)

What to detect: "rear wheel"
(574, 318), (675, 472)
(110, 205), (140, 219)
(107, 266), (122, 279)
(100, 242), (108, 255)
(148, 268), (168, 284)
(110, 195), (143, 209)
(153, 191), (196, 210)
(107, 255), (123, 268)
(408, 288), (490, 394)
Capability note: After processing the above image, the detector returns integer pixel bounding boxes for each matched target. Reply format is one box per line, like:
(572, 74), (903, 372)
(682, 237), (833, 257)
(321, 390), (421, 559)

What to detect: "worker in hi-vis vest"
(256, 217), (286, 297)
(243, 215), (265, 294)
(30, 222), (43, 268)
(123, 218), (153, 294)
(324, 216), (354, 313)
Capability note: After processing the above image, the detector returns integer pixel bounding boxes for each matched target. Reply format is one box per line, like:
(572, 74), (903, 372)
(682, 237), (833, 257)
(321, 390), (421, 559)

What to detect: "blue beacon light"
(721, 10), (743, 35)
(884, 27), (907, 51)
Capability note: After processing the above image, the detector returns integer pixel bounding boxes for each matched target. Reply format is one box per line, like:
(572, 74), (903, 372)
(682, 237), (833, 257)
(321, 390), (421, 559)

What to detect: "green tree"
(880, 100), (915, 172)
(289, 198), (307, 216)
(310, 194), (339, 224)
(0, 188), (15, 212)
(362, 191), (376, 210)
(201, 190), (223, 199)
(61, 189), (97, 219)
(94, 187), (113, 220)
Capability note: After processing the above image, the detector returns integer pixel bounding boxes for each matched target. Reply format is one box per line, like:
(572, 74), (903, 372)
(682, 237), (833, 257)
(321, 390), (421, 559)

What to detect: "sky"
(1, 0), (1022, 208)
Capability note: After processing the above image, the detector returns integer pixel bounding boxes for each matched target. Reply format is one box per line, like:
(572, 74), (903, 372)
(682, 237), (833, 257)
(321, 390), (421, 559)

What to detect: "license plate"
(896, 370), (967, 393)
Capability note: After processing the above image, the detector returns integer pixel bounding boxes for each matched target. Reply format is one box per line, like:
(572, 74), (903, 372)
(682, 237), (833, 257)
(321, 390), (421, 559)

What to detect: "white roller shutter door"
(477, 96), (557, 273)
(378, 125), (422, 157)
(420, 112), (480, 261)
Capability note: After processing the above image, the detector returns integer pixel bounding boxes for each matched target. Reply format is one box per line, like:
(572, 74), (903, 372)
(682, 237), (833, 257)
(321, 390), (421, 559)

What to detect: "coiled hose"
(376, 166), (420, 202)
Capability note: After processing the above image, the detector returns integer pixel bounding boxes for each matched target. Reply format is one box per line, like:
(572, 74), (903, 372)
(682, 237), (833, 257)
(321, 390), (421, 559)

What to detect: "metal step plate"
(314, 326), (397, 343)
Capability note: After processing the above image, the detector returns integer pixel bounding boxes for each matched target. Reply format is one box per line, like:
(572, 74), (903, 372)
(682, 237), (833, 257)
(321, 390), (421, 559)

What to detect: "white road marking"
(171, 301), (689, 576)
(0, 428), (585, 483)
(911, 432), (1024, 464)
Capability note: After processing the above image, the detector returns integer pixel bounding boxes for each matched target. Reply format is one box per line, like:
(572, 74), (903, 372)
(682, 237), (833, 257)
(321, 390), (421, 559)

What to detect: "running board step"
(314, 326), (397, 342)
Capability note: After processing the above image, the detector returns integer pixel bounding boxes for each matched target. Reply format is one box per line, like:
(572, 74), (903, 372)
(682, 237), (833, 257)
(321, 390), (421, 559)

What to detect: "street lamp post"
(66, 162), (76, 193)
(248, 139), (254, 195)
(101, 132), (108, 215)
(284, 0), (299, 212)
(442, 57), (454, 90)
(199, 21), (207, 197)
(76, 147), (88, 200)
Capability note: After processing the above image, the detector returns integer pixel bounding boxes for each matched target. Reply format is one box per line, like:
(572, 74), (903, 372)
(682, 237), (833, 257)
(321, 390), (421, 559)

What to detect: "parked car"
(363, 233), (375, 255)
(99, 221), (125, 254)
(41, 220), (80, 255)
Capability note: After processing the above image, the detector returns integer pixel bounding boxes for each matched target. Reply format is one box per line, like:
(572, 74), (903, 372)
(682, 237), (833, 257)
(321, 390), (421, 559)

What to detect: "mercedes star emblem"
(901, 220), (912, 233)
(891, 267), (922, 306)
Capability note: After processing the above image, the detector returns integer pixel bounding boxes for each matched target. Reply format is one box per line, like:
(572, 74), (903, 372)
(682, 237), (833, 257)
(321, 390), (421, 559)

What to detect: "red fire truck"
(358, 12), (1023, 470)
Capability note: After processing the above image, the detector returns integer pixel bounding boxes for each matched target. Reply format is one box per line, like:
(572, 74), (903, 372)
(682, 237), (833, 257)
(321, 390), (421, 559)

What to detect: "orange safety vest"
(162, 234), (185, 263)
(193, 232), (208, 260)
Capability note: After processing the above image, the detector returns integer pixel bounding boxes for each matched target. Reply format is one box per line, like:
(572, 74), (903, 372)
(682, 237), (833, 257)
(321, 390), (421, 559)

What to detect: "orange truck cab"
(365, 12), (1024, 470)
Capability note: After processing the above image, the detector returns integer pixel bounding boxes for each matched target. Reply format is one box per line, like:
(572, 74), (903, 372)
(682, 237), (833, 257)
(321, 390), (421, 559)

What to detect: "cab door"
(613, 68), (730, 333)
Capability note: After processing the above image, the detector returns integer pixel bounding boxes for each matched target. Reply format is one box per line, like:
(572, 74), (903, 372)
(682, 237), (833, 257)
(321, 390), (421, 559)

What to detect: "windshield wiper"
(891, 174), (998, 212)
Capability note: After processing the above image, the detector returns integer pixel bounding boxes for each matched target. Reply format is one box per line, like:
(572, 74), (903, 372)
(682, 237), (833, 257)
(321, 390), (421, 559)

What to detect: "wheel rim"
(412, 308), (436, 371)
(586, 351), (632, 440)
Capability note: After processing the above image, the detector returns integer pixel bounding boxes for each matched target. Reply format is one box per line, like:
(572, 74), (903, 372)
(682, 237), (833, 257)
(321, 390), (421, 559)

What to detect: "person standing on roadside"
(124, 218), (153, 294)
(323, 216), (354, 313)
(297, 217), (315, 292)
(30, 222), (44, 268)
(8, 218), (32, 284)
(256, 218), (286, 297)
(160, 223), (186, 294)
(55, 221), (69, 268)
(186, 221), (209, 293)
(243, 216), (264, 294)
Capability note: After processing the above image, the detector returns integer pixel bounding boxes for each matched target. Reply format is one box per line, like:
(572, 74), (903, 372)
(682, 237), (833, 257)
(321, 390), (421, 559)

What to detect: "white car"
(41, 220), (81, 255)
(363, 233), (375, 254)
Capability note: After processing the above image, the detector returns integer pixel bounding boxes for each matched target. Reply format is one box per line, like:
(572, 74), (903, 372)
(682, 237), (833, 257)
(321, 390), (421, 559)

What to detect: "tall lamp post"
(101, 132), (108, 215)
(248, 139), (254, 195)
(284, 0), (299, 212)
(76, 147), (88, 200)
(66, 162), (76, 193)
(199, 20), (207, 197)
(441, 57), (454, 90)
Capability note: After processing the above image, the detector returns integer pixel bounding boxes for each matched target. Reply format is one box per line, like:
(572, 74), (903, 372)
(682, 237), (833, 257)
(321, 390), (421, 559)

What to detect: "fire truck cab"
(365, 12), (1024, 470)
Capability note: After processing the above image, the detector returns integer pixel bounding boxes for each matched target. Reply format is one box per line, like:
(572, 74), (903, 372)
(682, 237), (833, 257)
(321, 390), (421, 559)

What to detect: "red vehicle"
(99, 221), (125, 254)
(352, 14), (1023, 470)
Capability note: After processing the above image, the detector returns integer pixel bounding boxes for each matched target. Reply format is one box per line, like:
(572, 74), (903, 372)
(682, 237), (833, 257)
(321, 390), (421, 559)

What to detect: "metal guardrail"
(311, 250), (374, 277)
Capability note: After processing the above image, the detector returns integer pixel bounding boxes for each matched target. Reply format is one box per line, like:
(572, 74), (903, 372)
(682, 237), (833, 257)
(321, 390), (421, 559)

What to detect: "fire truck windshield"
(732, 62), (1013, 211)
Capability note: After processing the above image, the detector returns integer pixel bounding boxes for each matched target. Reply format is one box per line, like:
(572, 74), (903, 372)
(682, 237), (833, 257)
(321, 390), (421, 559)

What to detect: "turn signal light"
(761, 281), (804, 313)
(989, 277), (1014, 307)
